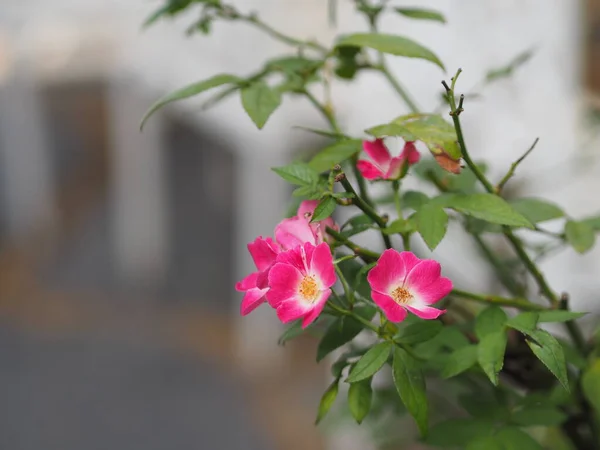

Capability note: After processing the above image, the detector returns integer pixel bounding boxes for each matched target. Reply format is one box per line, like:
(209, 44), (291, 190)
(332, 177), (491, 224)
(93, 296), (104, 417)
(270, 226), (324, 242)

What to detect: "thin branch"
(496, 138), (540, 193)
(451, 288), (544, 311)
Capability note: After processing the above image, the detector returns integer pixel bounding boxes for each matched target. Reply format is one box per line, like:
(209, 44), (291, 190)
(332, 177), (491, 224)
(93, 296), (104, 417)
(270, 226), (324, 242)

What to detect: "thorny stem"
(444, 69), (595, 447)
(451, 289), (544, 311)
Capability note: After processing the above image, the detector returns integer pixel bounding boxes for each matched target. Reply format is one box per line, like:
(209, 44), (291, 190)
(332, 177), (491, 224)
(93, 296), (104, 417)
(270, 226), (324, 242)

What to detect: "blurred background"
(0, 1), (599, 449)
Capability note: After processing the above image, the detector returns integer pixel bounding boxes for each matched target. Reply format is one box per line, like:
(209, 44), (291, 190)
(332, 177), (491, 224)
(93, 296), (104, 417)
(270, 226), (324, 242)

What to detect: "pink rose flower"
(367, 249), (451, 322)
(357, 139), (420, 181)
(235, 237), (281, 315)
(275, 200), (339, 250)
(268, 242), (336, 328)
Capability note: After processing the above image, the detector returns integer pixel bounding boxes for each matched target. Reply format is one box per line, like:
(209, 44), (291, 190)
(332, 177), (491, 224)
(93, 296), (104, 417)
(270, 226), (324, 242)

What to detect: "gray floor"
(0, 324), (272, 450)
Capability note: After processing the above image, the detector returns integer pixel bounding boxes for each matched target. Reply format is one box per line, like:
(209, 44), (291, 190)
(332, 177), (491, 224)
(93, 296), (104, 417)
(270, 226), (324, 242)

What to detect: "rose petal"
(412, 277), (453, 305)
(276, 298), (311, 323)
(384, 156), (405, 180)
(405, 260), (442, 291)
(405, 304), (446, 320)
(267, 263), (303, 307)
(297, 200), (319, 221)
(367, 249), (410, 293)
(275, 217), (317, 250)
(357, 160), (385, 180)
(401, 141), (421, 165)
(235, 272), (258, 291)
(300, 290), (330, 328)
(240, 287), (269, 315)
(372, 291), (408, 323)
(248, 237), (280, 271)
(363, 139), (391, 167)
(310, 243), (336, 288)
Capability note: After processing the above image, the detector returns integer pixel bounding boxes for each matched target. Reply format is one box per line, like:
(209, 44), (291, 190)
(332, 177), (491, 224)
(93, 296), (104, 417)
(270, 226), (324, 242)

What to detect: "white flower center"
(391, 286), (413, 305)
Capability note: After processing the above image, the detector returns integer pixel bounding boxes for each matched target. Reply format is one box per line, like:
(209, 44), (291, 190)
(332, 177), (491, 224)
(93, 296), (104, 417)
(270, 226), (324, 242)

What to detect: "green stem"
(303, 90), (340, 133)
(242, 14), (327, 53)
(328, 300), (380, 334)
(392, 180), (403, 218)
(326, 226), (380, 263)
(338, 175), (392, 248)
(335, 265), (355, 306)
(496, 138), (539, 193)
(451, 288), (544, 311)
(378, 64), (419, 113)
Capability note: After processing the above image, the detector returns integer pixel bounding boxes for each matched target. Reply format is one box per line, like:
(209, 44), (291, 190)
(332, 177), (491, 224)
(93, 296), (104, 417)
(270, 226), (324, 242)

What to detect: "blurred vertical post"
(107, 77), (168, 291)
(0, 51), (56, 239)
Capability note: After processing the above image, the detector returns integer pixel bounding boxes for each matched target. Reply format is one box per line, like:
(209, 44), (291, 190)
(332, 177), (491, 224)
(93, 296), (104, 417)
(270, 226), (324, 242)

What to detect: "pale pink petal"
(275, 217), (317, 250)
(405, 260), (442, 291)
(235, 272), (258, 291)
(276, 298), (311, 323)
(357, 160), (385, 180)
(406, 304), (446, 320)
(275, 247), (304, 272)
(367, 249), (410, 293)
(301, 290), (330, 328)
(400, 141), (421, 165)
(372, 291), (408, 323)
(363, 139), (391, 167)
(384, 156), (404, 180)
(398, 251), (422, 280)
(240, 287), (269, 315)
(298, 200), (319, 221)
(413, 277), (453, 304)
(310, 243), (336, 288)
(267, 263), (303, 307)
(248, 237), (280, 271)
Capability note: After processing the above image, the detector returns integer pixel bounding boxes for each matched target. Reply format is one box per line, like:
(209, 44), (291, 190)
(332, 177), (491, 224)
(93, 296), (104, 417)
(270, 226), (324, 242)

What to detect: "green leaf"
(348, 378), (373, 424)
(427, 419), (493, 448)
(316, 378), (339, 424)
(475, 306), (508, 340)
(466, 436), (504, 450)
(389, 114), (461, 162)
(582, 214), (600, 231)
(347, 342), (392, 383)
(241, 81), (282, 129)
(311, 197), (336, 222)
(336, 33), (445, 70)
(403, 191), (429, 210)
(384, 218), (416, 235)
(526, 329), (569, 391)
(485, 48), (535, 84)
(294, 126), (349, 139)
(537, 310), (588, 323)
(506, 312), (539, 334)
(365, 123), (416, 140)
(444, 193), (534, 228)
(392, 346), (428, 436)
(395, 320), (443, 345)
(272, 163), (320, 186)
(582, 359), (600, 413)
(308, 139), (362, 172)
(441, 345), (478, 379)
(492, 427), (543, 450)
(509, 198), (564, 223)
(478, 331), (507, 385)
(511, 406), (567, 426)
(565, 220), (596, 254)
(278, 320), (305, 345)
(140, 74), (240, 129)
(395, 7), (446, 23)
(317, 317), (364, 362)
(414, 204), (448, 250)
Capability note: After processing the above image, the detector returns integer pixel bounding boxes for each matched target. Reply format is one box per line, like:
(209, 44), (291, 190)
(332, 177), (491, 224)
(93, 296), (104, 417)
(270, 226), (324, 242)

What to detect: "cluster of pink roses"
(236, 140), (452, 328)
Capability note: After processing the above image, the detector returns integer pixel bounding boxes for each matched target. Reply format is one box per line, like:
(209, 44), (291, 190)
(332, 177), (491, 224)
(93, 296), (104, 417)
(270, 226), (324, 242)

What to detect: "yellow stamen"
(391, 286), (413, 305)
(299, 276), (319, 302)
